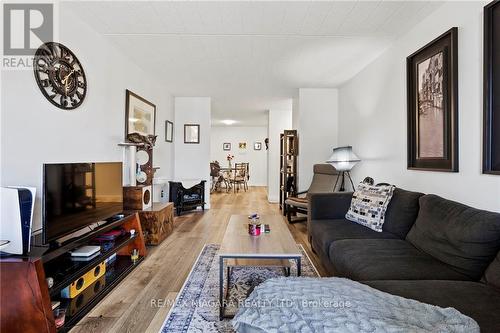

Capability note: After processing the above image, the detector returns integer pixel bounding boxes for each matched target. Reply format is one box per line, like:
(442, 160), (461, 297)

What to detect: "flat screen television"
(43, 162), (123, 244)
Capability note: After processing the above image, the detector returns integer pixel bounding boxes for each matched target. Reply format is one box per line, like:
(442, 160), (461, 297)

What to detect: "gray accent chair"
(285, 164), (337, 224)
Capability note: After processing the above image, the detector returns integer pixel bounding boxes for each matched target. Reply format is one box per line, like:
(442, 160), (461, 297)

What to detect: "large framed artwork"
(125, 90), (156, 138)
(407, 28), (458, 172)
(484, 0), (500, 175)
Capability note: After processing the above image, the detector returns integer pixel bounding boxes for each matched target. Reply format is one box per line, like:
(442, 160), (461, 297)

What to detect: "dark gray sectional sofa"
(308, 188), (500, 332)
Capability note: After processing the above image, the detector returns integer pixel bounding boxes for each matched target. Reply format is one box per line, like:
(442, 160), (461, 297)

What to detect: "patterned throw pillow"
(345, 183), (395, 232)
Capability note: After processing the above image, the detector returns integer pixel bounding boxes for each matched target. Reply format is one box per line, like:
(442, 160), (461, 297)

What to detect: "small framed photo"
(254, 142), (262, 150)
(165, 120), (173, 142)
(184, 124), (200, 144)
(223, 143), (231, 151)
(239, 142), (247, 149)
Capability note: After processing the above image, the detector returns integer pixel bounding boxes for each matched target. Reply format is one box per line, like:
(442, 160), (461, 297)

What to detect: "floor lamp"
(327, 146), (360, 192)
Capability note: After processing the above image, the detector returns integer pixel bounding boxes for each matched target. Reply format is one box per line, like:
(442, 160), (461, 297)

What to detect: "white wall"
(173, 97), (211, 208)
(267, 109), (292, 202)
(210, 126), (268, 186)
(297, 88), (339, 191)
(0, 4), (174, 230)
(338, 1), (500, 212)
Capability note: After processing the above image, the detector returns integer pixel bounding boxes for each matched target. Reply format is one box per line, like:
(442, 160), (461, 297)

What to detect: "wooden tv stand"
(0, 213), (147, 333)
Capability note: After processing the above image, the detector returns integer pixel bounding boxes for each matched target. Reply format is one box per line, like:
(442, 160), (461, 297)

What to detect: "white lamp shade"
(327, 146), (360, 171)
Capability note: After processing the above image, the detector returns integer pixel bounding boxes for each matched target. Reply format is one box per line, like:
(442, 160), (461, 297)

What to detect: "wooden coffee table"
(218, 215), (302, 319)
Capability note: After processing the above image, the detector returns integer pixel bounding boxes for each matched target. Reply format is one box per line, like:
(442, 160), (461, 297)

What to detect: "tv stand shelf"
(57, 255), (145, 333)
(0, 213), (147, 333)
(46, 232), (139, 298)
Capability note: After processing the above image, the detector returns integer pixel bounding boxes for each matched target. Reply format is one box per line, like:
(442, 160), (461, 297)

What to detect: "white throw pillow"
(345, 183), (395, 232)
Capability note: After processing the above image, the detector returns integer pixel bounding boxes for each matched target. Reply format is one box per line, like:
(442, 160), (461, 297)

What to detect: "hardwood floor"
(72, 186), (326, 333)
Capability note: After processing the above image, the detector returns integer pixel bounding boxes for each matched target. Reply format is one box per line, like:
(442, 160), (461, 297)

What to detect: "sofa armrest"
(308, 192), (353, 220)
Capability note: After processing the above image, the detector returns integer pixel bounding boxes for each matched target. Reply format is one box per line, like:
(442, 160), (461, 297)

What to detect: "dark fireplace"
(168, 180), (206, 215)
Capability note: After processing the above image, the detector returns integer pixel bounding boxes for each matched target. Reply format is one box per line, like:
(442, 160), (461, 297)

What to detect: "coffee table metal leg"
(297, 257), (301, 276)
(219, 256), (224, 320)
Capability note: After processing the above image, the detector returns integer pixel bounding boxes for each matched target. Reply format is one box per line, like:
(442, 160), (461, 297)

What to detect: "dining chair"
(230, 163), (247, 192)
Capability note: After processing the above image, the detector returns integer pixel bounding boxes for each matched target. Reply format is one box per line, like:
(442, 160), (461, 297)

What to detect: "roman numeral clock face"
(33, 42), (87, 110)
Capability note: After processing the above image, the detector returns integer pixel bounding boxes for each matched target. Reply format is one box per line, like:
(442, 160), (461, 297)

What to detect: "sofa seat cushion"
(406, 195), (500, 280)
(364, 280), (500, 333)
(330, 239), (472, 281)
(310, 219), (398, 255)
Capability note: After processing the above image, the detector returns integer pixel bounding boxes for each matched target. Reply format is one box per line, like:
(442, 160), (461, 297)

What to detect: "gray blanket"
(232, 277), (479, 333)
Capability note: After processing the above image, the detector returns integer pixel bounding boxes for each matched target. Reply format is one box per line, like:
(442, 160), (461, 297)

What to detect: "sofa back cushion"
(407, 195), (500, 280)
(382, 188), (424, 238)
(483, 251), (500, 290)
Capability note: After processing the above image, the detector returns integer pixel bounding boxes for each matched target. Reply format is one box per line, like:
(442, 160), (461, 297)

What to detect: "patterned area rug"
(160, 244), (319, 332)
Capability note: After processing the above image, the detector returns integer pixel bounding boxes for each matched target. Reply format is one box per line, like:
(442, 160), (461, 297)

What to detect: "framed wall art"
(125, 89), (156, 138)
(254, 142), (262, 150)
(239, 142), (247, 149)
(165, 120), (173, 143)
(483, 0), (500, 175)
(184, 124), (200, 144)
(407, 28), (458, 172)
(223, 143), (231, 151)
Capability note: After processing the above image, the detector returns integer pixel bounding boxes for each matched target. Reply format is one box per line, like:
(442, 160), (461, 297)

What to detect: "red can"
(248, 223), (261, 236)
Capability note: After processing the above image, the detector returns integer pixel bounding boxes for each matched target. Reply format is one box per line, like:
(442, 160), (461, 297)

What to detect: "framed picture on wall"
(254, 142), (262, 150)
(407, 27), (458, 172)
(223, 143), (231, 151)
(165, 120), (173, 143)
(184, 124), (200, 144)
(483, 0), (500, 175)
(125, 89), (156, 138)
(239, 142), (247, 149)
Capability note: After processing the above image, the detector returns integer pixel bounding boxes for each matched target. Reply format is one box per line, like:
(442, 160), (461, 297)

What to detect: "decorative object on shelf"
(327, 146), (360, 192)
(239, 142), (247, 149)
(483, 0), (500, 175)
(118, 142), (144, 186)
(362, 176), (375, 185)
(227, 153), (234, 169)
(254, 142), (262, 150)
(264, 138), (269, 150)
(407, 28), (458, 172)
(125, 90), (156, 138)
(168, 181), (206, 216)
(123, 185), (152, 210)
(33, 42), (87, 110)
(184, 124), (200, 144)
(279, 130), (298, 216)
(126, 132), (157, 186)
(165, 120), (174, 143)
(223, 143), (231, 151)
(127, 132), (157, 149)
(60, 261), (106, 298)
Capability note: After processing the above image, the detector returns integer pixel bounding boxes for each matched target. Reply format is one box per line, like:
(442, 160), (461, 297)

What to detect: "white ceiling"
(65, 1), (443, 126)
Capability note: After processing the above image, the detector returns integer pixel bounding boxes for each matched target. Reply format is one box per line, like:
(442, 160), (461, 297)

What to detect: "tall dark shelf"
(279, 130), (298, 215)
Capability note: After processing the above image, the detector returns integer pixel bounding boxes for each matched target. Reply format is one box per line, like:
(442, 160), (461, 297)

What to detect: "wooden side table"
(134, 202), (174, 245)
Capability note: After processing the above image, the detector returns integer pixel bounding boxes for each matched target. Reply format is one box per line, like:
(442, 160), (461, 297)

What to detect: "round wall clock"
(33, 42), (87, 110)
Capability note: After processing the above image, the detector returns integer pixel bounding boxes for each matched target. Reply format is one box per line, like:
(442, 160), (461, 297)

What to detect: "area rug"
(160, 244), (319, 332)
